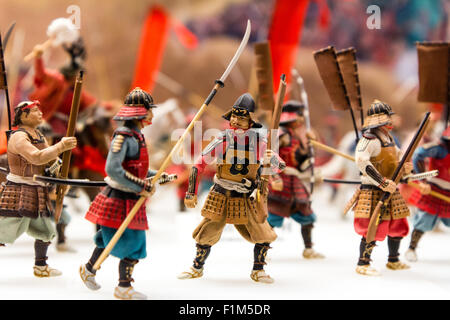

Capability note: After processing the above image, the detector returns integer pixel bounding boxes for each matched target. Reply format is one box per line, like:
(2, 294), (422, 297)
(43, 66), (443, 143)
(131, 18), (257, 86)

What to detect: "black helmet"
(222, 93), (262, 128)
(367, 100), (395, 117)
(123, 87), (156, 109)
(363, 100), (394, 130)
(113, 87), (156, 121)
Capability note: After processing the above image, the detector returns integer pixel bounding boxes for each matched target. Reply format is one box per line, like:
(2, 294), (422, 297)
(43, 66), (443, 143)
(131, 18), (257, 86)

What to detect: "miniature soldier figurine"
(267, 101), (324, 259)
(405, 127), (450, 262)
(37, 121), (76, 252)
(0, 100), (77, 277)
(177, 93), (285, 283)
(30, 38), (96, 137)
(79, 88), (171, 300)
(347, 100), (413, 276)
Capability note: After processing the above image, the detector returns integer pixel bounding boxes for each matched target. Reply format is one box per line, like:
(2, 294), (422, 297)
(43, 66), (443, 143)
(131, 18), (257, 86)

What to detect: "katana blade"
(219, 20), (251, 83)
(33, 175), (107, 187)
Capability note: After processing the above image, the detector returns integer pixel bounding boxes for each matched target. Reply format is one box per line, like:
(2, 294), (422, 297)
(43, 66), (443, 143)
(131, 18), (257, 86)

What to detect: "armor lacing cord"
(387, 236), (402, 263)
(124, 170), (146, 187)
(118, 259), (138, 288)
(34, 240), (51, 266)
(193, 244), (211, 269)
(253, 243), (271, 271)
(409, 229), (424, 250)
(358, 237), (376, 266)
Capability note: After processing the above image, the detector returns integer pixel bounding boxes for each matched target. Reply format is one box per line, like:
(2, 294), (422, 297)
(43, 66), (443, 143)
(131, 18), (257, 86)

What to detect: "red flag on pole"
(268, 0), (310, 95)
(131, 6), (170, 92)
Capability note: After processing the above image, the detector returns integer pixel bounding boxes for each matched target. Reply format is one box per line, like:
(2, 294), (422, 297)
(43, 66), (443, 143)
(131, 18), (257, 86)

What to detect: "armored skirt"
(194, 184), (277, 246)
(0, 181), (55, 244)
(349, 185), (410, 241)
(408, 185), (450, 218)
(85, 186), (148, 260)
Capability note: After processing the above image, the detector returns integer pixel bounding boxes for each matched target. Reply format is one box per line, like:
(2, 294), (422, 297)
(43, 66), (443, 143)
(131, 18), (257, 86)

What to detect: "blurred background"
(0, 0), (448, 155)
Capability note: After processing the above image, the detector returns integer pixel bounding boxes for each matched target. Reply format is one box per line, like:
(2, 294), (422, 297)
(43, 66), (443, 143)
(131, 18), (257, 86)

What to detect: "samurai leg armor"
(193, 243), (211, 270)
(86, 246), (104, 274)
(408, 229), (424, 250)
(387, 236), (402, 263)
(301, 224), (313, 249)
(56, 223), (66, 245)
(118, 258), (138, 288)
(357, 237), (376, 266)
(34, 240), (62, 277)
(386, 236), (410, 270)
(34, 239), (50, 266)
(253, 242), (271, 271)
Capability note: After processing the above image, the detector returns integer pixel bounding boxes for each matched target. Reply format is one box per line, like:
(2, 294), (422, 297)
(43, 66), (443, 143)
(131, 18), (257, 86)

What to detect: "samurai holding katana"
(79, 88), (173, 300)
(347, 100), (413, 276)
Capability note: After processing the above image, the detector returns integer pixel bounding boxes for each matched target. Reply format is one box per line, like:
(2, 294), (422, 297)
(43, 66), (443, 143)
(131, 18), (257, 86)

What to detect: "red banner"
(131, 6), (170, 92)
(268, 0), (310, 95)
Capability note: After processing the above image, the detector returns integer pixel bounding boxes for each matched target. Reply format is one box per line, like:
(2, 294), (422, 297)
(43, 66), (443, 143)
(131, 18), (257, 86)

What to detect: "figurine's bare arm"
(8, 131), (73, 165)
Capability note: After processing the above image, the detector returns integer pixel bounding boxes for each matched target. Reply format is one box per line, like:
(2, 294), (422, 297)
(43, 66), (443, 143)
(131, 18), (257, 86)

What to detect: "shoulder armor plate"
(112, 135), (125, 153)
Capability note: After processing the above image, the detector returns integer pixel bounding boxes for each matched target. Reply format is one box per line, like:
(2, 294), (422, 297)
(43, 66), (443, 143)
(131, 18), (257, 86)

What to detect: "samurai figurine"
(267, 100), (324, 259)
(346, 100), (413, 276)
(405, 127), (450, 262)
(177, 93), (285, 283)
(79, 88), (173, 300)
(0, 100), (77, 277)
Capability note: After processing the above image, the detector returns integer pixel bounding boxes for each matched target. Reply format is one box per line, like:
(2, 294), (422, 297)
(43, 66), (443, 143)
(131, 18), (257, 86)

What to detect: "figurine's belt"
(360, 184), (382, 191)
(213, 184), (246, 198)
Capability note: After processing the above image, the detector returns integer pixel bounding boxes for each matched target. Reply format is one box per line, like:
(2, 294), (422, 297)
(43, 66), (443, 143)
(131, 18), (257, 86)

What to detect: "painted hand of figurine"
(263, 149), (275, 165)
(403, 162), (413, 175)
(380, 179), (397, 193)
(306, 130), (317, 141)
(418, 182), (431, 195)
(158, 172), (177, 185)
(59, 137), (77, 152)
(140, 180), (155, 198)
(270, 176), (283, 191)
(184, 193), (198, 208)
(33, 44), (44, 58)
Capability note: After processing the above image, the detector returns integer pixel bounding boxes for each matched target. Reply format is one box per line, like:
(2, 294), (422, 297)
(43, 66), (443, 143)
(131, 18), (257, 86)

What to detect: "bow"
(53, 71), (83, 222)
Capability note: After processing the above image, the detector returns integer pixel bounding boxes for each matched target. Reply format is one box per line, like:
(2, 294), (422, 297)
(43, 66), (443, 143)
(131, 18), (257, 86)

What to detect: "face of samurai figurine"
(20, 105), (43, 128)
(142, 108), (154, 127)
(287, 114), (305, 129)
(230, 113), (250, 130)
(380, 117), (394, 133)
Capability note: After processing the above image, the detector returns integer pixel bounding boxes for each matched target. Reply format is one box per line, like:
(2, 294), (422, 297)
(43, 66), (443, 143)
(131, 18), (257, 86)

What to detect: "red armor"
(409, 153), (450, 218)
(85, 130), (150, 230)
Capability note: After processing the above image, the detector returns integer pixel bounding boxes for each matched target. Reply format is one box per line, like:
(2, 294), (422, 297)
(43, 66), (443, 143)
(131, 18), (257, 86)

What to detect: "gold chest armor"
(216, 131), (259, 183)
(370, 141), (398, 179)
